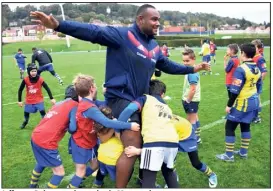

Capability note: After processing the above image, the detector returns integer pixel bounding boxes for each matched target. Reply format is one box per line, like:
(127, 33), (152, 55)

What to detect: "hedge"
(157, 37), (270, 47)
(155, 36), (203, 41)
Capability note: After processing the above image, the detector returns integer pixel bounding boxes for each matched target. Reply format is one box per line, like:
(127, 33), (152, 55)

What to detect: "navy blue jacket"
(55, 21), (195, 101)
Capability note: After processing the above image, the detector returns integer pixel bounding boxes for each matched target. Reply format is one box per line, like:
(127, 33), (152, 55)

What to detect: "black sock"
(142, 170), (157, 188)
(161, 163), (179, 188)
(24, 112), (30, 124)
(40, 110), (46, 118)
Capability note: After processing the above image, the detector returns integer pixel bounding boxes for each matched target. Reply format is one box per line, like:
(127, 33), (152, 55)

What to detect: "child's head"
(94, 106), (114, 134)
(64, 85), (79, 102)
(73, 74), (97, 99)
(182, 48), (196, 66)
(149, 79), (166, 97)
(251, 39), (263, 54)
(32, 47), (37, 53)
(27, 63), (38, 78)
(226, 44), (239, 56)
(18, 48), (22, 53)
(239, 43), (256, 61)
(209, 40), (214, 44)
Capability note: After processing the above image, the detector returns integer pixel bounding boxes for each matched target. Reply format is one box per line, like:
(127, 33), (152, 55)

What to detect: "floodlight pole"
(200, 20), (201, 37)
(59, 3), (70, 48)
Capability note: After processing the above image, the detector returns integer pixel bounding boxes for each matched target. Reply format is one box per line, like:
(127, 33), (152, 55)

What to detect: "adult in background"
(32, 47), (63, 85)
(30, 4), (210, 188)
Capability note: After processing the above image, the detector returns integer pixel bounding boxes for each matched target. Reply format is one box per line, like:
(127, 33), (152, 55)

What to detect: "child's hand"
(18, 102), (23, 107)
(130, 122), (140, 131)
(50, 99), (56, 105)
(125, 146), (141, 157)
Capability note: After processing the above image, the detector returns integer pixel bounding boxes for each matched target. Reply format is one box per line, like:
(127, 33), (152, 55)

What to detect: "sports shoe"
(20, 121), (28, 129)
(216, 153), (234, 162)
(208, 173), (217, 188)
(197, 138), (202, 144)
(92, 183), (103, 188)
(233, 150), (248, 159)
(59, 80), (64, 86)
(253, 117), (261, 124)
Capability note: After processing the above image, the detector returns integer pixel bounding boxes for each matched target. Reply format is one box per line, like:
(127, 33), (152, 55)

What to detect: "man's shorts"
(24, 102), (45, 113)
(178, 130), (198, 153)
(31, 139), (62, 167)
(107, 97), (141, 124)
(69, 136), (97, 164)
(182, 100), (199, 113)
(17, 63), (25, 71)
(98, 161), (116, 181)
(227, 108), (259, 124)
(140, 147), (178, 171)
(38, 63), (54, 73)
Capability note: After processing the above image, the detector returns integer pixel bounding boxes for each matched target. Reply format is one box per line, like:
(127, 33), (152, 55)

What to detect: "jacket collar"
(132, 22), (155, 40)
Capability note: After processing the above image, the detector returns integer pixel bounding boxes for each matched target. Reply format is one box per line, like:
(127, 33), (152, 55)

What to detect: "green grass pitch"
(2, 43), (270, 188)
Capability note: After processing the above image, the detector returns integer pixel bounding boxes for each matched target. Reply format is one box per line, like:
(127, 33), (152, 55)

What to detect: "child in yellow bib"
(93, 106), (124, 187)
(119, 80), (179, 188)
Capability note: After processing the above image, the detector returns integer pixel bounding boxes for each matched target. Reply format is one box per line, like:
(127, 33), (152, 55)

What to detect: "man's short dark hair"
(32, 47), (37, 51)
(228, 44), (239, 55)
(149, 79), (166, 95)
(240, 43), (256, 59)
(136, 4), (156, 16)
(18, 48), (22, 52)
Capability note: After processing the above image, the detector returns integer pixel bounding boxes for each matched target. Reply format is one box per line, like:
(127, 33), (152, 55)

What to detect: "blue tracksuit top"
(55, 21), (194, 101)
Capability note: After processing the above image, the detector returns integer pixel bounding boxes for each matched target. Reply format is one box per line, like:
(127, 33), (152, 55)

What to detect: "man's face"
(138, 8), (160, 36)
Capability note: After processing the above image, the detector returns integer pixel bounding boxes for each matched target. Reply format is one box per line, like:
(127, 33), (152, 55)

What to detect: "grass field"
(2, 44), (270, 188)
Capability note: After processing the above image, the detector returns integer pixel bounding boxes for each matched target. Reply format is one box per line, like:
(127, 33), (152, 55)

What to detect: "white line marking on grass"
(202, 100), (270, 131)
(2, 94), (65, 106)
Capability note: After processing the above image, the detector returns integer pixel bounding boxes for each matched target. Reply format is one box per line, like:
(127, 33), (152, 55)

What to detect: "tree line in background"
(2, 3), (271, 30)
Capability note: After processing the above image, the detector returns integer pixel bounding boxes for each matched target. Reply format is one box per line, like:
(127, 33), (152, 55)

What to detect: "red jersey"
(210, 44), (216, 54)
(72, 100), (97, 149)
(160, 46), (169, 57)
(226, 57), (240, 85)
(32, 99), (78, 149)
(24, 77), (44, 104)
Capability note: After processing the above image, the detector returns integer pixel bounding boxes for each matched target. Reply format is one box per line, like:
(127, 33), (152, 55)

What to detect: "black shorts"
(182, 100), (199, 113)
(107, 97), (141, 124)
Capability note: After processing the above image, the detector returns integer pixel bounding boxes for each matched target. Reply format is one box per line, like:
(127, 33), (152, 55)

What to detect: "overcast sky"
(5, 2), (270, 24)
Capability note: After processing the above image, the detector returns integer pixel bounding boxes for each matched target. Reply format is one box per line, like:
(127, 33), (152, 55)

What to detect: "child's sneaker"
(216, 153), (234, 162)
(233, 150), (248, 159)
(208, 173), (217, 188)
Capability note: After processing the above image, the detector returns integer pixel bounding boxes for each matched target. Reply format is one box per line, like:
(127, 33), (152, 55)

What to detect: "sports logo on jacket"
(128, 31), (159, 59)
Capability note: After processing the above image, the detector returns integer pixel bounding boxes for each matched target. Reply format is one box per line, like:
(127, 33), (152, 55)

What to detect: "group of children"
(17, 39), (266, 188)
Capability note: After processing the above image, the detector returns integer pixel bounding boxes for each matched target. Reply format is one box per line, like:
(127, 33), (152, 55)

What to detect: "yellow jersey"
(141, 95), (179, 145)
(172, 115), (192, 141)
(97, 137), (123, 166)
(234, 63), (261, 112)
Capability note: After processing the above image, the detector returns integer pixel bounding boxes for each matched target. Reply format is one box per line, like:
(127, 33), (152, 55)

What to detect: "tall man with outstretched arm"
(31, 4), (210, 188)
